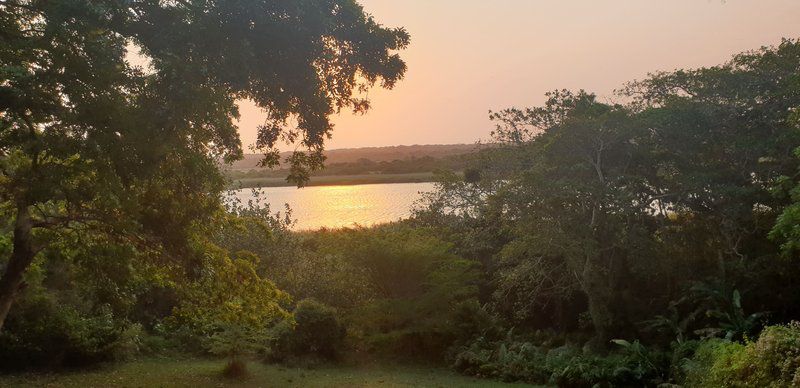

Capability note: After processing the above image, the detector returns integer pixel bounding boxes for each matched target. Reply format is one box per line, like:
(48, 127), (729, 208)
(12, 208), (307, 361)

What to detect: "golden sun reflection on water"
(232, 182), (435, 230)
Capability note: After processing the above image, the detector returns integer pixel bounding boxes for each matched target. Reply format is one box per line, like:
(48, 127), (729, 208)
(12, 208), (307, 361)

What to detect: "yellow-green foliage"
(685, 322), (800, 387)
(172, 242), (291, 336)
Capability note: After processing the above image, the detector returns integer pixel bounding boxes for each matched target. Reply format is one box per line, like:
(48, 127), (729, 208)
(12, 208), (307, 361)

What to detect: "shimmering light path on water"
(230, 182), (435, 230)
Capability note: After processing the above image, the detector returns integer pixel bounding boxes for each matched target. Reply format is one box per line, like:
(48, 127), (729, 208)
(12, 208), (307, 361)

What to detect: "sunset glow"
(236, 0), (800, 151)
(5, 0), (800, 384)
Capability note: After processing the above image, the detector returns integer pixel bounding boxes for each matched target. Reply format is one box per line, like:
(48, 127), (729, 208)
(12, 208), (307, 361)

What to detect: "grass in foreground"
(0, 358), (540, 388)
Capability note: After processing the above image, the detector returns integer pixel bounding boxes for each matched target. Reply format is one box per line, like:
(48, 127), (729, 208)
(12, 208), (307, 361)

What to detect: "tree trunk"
(717, 249), (726, 284)
(0, 204), (34, 332)
(582, 204), (614, 350)
(582, 252), (614, 351)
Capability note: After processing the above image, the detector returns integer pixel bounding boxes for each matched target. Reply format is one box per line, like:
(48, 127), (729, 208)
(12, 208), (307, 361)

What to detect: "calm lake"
(230, 182), (436, 230)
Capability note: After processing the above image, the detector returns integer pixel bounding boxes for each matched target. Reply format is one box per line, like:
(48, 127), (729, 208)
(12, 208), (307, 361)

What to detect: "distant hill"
(224, 144), (479, 170)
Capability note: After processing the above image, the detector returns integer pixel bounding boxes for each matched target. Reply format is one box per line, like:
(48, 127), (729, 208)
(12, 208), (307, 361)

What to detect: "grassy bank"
(231, 172), (437, 188)
(0, 358), (538, 388)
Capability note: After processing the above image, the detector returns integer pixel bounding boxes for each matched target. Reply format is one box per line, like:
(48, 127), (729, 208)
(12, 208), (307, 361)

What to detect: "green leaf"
(611, 339), (631, 347)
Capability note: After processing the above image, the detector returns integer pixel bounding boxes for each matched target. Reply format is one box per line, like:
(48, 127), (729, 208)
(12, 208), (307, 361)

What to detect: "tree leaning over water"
(0, 0), (408, 330)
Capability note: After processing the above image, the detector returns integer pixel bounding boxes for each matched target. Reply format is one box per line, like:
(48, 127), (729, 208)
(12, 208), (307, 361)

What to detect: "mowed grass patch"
(0, 358), (541, 387)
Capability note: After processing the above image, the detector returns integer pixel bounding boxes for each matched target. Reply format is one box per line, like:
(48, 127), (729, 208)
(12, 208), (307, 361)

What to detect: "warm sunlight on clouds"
(236, 0), (800, 151)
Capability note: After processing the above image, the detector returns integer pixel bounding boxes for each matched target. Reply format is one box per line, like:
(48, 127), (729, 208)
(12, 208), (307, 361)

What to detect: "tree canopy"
(0, 0), (408, 330)
(418, 39), (800, 347)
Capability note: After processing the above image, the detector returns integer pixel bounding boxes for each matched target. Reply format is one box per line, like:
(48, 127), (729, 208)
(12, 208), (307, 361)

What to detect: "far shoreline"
(229, 172), (440, 189)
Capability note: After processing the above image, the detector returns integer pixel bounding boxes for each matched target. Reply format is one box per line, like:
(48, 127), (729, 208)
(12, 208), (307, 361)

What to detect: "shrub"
(667, 339), (701, 383)
(353, 298), (475, 360)
(266, 299), (346, 362)
(207, 323), (269, 378)
(0, 292), (141, 369)
(684, 322), (800, 387)
(201, 322), (276, 379)
(452, 337), (668, 387)
(547, 350), (628, 388)
(238, 225), (483, 362)
(682, 338), (747, 387)
(749, 322), (800, 385)
(449, 300), (503, 345)
(452, 337), (549, 383)
(138, 332), (182, 356)
(340, 226), (482, 360)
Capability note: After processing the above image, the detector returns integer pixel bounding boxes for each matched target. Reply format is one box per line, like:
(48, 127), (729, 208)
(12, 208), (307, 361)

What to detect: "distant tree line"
(227, 154), (472, 180)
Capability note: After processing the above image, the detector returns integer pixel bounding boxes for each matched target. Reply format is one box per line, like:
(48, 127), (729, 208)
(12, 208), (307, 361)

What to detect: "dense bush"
(452, 335), (668, 387)
(0, 237), (146, 369)
(337, 226), (482, 360)
(352, 300), (477, 361)
(0, 291), (140, 369)
(241, 224), (484, 362)
(685, 322), (800, 387)
(266, 299), (347, 363)
(452, 337), (549, 382)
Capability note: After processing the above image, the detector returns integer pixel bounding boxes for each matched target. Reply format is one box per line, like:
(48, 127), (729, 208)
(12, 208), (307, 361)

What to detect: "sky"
(236, 0), (800, 151)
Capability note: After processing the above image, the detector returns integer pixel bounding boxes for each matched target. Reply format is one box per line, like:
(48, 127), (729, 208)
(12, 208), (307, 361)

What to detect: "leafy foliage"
(411, 39), (800, 385)
(266, 299), (346, 363)
(170, 247), (291, 349)
(0, 250), (143, 369)
(691, 283), (767, 341)
(0, 0), (408, 333)
(421, 39), (800, 332)
(4, 4), (800, 387)
(235, 223), (484, 361)
(685, 322), (800, 387)
(452, 335), (667, 387)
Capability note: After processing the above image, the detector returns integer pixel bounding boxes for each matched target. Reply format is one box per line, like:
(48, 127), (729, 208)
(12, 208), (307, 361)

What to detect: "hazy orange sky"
(236, 0), (800, 151)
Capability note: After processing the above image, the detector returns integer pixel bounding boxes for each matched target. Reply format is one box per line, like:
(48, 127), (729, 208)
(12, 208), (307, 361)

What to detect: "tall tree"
(487, 91), (656, 345)
(624, 39), (800, 281)
(418, 40), (800, 345)
(0, 0), (408, 330)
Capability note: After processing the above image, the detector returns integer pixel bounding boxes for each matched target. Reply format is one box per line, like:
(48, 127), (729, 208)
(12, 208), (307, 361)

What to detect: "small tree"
(208, 324), (271, 379)
(172, 248), (291, 377)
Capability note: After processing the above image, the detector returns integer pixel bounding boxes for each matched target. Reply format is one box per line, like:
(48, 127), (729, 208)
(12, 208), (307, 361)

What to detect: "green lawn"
(0, 358), (539, 388)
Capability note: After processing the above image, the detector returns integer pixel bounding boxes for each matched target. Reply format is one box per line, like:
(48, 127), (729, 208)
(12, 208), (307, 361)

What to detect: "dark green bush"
(546, 341), (667, 387)
(449, 300), (503, 345)
(666, 339), (701, 383)
(452, 337), (549, 382)
(452, 336), (668, 387)
(138, 332), (183, 356)
(0, 292), (140, 370)
(266, 299), (346, 362)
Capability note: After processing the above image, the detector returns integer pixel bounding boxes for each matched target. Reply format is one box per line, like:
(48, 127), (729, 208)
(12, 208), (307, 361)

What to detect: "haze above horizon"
(236, 0), (800, 151)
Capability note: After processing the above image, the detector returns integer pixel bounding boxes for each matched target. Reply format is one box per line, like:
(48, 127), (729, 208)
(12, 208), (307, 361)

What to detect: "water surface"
(230, 182), (435, 230)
